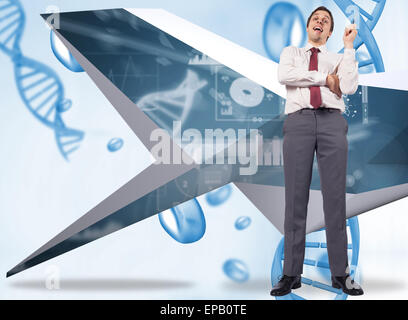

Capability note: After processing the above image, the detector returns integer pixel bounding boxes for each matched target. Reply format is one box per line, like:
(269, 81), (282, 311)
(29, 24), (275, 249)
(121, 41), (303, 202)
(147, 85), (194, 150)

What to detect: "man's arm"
(337, 24), (359, 95)
(278, 46), (328, 87)
(337, 48), (359, 95)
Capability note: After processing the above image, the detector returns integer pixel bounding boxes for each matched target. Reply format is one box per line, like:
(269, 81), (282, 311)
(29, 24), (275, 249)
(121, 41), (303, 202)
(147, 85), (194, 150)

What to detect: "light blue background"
(1, 0), (408, 299)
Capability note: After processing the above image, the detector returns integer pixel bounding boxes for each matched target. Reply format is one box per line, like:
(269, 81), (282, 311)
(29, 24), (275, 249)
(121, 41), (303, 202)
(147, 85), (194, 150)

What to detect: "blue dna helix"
(0, 0), (84, 160)
(334, 0), (386, 72)
(271, 217), (360, 300)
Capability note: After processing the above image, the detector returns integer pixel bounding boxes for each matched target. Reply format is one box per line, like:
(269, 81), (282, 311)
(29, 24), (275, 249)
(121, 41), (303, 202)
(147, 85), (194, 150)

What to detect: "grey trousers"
(282, 107), (349, 277)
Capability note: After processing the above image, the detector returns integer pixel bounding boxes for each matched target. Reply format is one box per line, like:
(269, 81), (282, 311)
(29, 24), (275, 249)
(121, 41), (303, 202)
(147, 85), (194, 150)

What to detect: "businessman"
(270, 6), (364, 296)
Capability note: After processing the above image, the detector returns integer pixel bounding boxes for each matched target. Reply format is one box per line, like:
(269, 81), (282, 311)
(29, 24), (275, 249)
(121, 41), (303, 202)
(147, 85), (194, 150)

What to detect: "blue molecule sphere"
(50, 30), (84, 72)
(223, 259), (249, 283)
(107, 137), (124, 152)
(205, 184), (232, 206)
(263, 2), (307, 63)
(158, 198), (206, 244)
(235, 216), (251, 230)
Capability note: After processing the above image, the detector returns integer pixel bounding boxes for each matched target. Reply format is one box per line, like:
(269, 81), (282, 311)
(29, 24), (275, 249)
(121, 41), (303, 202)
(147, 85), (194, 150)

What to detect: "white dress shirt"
(278, 41), (359, 114)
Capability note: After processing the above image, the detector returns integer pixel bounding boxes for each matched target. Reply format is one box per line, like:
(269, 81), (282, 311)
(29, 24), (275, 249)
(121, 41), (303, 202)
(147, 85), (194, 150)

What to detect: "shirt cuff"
(315, 71), (328, 86)
(343, 48), (356, 60)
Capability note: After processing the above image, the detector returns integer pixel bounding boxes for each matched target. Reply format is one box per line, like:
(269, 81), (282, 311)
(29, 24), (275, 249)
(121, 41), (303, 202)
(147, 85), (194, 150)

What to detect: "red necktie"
(309, 47), (322, 109)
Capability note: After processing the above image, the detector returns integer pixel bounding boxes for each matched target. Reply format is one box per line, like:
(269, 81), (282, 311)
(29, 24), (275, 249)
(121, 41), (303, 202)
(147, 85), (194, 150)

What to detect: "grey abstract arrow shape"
(7, 8), (408, 277)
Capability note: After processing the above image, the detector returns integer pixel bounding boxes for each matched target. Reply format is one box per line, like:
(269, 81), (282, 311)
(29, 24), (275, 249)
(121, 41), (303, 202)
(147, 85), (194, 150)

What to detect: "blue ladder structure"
(334, 0), (386, 72)
(0, 0), (84, 160)
(271, 217), (360, 300)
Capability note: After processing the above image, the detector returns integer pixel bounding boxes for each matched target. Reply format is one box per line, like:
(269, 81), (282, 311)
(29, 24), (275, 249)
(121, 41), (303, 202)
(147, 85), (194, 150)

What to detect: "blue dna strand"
(334, 0), (386, 72)
(271, 217), (360, 300)
(0, 0), (84, 160)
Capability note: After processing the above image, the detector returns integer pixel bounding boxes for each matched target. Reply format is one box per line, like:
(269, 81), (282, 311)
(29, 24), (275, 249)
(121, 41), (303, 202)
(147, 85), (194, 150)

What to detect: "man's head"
(306, 6), (334, 45)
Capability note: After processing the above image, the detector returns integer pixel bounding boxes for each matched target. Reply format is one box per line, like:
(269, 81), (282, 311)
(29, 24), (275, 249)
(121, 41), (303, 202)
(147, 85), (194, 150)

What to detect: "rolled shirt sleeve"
(337, 48), (359, 95)
(278, 46), (328, 87)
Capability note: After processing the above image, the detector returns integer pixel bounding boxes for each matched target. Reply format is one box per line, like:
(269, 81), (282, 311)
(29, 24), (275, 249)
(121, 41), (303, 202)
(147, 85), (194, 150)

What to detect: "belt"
(287, 107), (341, 117)
(296, 107), (341, 114)
(288, 107), (341, 115)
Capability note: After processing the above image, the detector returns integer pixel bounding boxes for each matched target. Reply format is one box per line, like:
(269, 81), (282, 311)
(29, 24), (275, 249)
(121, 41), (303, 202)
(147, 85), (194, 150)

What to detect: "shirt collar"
(303, 41), (328, 54)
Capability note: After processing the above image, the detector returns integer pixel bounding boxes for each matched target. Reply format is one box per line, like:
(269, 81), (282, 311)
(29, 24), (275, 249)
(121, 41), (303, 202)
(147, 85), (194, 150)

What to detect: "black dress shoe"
(270, 275), (301, 296)
(331, 274), (364, 296)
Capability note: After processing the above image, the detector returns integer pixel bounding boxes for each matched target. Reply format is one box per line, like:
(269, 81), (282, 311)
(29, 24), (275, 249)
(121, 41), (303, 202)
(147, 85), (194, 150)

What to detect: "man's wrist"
(315, 71), (328, 86)
(343, 47), (356, 61)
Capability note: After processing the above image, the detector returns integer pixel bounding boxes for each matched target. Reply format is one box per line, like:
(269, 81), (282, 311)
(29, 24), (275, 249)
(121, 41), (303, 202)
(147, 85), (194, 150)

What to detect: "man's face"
(307, 10), (333, 44)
